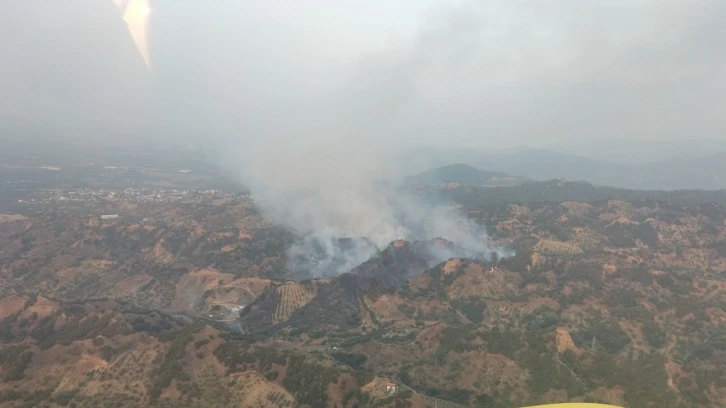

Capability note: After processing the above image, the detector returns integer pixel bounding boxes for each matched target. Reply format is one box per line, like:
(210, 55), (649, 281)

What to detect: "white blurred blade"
(113, 0), (152, 71)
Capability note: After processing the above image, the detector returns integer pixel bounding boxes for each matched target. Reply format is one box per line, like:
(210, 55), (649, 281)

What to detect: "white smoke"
(219, 137), (511, 277)
(203, 1), (520, 277)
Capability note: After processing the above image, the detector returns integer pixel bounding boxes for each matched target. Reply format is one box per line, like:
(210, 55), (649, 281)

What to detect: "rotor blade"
(114, 0), (152, 71)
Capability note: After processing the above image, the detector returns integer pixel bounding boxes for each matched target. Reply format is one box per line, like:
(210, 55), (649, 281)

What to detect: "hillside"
(0, 192), (291, 310)
(233, 193), (726, 407)
(0, 296), (416, 408)
(2, 182), (726, 406)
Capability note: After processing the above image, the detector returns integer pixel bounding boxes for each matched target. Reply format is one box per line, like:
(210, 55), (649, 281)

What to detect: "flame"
(114, 0), (152, 71)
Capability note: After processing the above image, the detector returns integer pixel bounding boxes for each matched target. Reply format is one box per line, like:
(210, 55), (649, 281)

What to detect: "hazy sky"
(1, 0), (725, 149)
(2, 1), (725, 267)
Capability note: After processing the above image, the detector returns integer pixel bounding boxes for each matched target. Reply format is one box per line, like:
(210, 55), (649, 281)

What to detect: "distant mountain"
(399, 147), (726, 190)
(468, 149), (627, 184)
(402, 163), (527, 187)
(446, 179), (726, 208)
(636, 152), (726, 190)
(551, 138), (726, 165)
(397, 147), (625, 183)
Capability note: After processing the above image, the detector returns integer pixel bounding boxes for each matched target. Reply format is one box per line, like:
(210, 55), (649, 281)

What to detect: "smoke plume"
(206, 2), (524, 277)
(218, 134), (511, 277)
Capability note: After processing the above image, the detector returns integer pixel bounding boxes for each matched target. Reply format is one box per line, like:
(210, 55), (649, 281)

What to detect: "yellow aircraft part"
(523, 404), (623, 408)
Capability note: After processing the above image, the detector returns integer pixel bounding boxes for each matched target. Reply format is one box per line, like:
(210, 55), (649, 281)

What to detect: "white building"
(230, 305), (245, 316)
(100, 214), (119, 220)
(386, 383), (398, 394)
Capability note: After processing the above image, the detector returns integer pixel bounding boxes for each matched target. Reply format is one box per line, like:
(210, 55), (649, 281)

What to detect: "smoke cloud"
(216, 109), (509, 277)
(230, 164), (510, 277)
(197, 0), (723, 276)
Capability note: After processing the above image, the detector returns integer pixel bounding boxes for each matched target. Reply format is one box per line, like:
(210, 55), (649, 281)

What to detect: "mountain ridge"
(403, 163), (527, 187)
(401, 147), (726, 190)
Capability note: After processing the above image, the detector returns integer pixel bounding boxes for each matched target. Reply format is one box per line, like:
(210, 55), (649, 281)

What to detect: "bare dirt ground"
(0, 214), (27, 223)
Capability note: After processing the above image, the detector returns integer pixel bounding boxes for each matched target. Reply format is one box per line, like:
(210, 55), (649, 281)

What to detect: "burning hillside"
(239, 238), (505, 334)
(275, 183), (511, 279)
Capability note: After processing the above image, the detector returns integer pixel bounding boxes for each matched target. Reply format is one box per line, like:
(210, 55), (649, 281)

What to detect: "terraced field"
(396, 382), (466, 408)
(533, 239), (584, 257)
(273, 283), (315, 323)
(419, 395), (466, 408)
